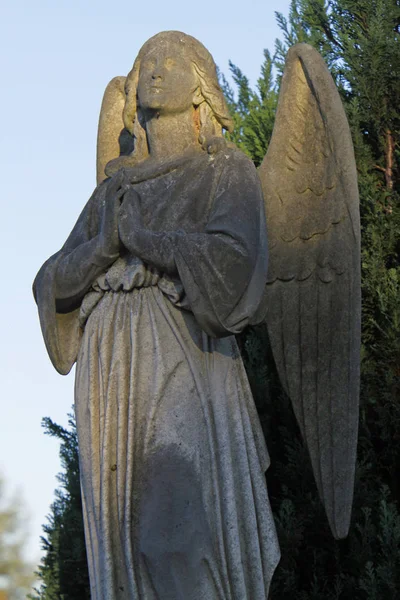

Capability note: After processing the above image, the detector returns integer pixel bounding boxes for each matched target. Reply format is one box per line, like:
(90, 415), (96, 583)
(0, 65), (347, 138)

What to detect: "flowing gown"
(34, 147), (281, 599)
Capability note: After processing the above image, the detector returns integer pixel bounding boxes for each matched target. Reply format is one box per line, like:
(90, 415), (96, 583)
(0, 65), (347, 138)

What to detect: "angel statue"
(33, 30), (360, 599)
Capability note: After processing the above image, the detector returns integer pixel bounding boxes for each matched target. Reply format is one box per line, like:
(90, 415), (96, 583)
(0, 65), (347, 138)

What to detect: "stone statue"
(33, 31), (360, 599)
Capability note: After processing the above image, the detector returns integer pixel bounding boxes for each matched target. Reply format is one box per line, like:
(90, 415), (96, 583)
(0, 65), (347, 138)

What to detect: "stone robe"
(34, 147), (280, 599)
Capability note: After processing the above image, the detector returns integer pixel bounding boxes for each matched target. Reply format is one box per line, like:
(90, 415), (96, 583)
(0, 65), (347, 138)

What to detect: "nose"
(151, 60), (166, 81)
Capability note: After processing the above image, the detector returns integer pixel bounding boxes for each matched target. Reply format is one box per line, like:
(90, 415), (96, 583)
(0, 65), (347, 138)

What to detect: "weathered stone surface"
(96, 76), (129, 185)
(33, 31), (360, 600)
(259, 43), (360, 541)
(33, 31), (280, 600)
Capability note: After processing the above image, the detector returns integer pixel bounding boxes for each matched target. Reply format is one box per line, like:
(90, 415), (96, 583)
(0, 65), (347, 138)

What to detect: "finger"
(119, 199), (135, 219)
(123, 186), (140, 202)
(115, 186), (129, 202)
(119, 197), (142, 230)
(119, 208), (128, 222)
(120, 192), (140, 215)
(115, 168), (125, 186)
(108, 169), (125, 194)
(118, 183), (133, 200)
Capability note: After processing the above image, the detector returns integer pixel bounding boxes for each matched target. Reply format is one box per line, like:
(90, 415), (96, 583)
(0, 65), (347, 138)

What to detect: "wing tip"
(287, 43), (327, 66)
(329, 510), (352, 540)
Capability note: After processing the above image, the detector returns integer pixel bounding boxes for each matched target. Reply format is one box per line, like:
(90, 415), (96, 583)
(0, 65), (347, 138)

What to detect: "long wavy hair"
(121, 31), (234, 163)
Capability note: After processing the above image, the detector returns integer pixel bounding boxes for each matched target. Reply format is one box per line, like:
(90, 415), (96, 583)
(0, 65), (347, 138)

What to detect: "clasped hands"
(98, 169), (176, 274)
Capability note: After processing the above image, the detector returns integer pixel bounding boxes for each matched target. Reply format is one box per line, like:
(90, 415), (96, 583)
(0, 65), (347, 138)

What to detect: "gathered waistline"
(78, 259), (189, 328)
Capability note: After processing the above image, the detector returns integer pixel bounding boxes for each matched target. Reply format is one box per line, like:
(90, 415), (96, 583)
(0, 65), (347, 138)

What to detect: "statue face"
(137, 42), (199, 115)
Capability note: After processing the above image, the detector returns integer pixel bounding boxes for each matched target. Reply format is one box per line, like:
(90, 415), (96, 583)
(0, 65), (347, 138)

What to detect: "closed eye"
(142, 59), (156, 71)
(165, 57), (175, 69)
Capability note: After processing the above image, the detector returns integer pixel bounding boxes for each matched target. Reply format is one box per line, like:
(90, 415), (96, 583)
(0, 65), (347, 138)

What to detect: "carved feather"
(259, 43), (361, 539)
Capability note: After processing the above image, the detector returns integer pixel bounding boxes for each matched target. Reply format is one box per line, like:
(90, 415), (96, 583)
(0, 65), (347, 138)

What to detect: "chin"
(140, 93), (192, 116)
(141, 97), (168, 113)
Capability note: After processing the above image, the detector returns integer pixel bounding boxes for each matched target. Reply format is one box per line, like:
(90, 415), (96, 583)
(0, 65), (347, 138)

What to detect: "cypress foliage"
(35, 3), (400, 596)
(30, 416), (90, 600)
(220, 51), (278, 166)
(236, 1), (400, 597)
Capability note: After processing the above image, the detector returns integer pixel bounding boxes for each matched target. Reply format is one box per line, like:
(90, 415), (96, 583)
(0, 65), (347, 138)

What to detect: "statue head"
(122, 31), (234, 162)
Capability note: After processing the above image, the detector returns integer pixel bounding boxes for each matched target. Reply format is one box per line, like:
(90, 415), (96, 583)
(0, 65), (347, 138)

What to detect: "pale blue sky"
(1, 0), (291, 563)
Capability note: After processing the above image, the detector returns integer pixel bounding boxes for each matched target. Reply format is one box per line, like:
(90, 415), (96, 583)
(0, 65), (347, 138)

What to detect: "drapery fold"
(34, 148), (280, 598)
(75, 286), (279, 599)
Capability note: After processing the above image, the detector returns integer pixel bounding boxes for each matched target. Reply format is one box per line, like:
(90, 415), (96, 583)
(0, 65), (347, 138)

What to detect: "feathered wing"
(258, 43), (361, 540)
(96, 76), (134, 184)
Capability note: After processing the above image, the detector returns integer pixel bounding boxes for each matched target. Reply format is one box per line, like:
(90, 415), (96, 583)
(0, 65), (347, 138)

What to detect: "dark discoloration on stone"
(33, 31), (280, 600)
(33, 32), (360, 599)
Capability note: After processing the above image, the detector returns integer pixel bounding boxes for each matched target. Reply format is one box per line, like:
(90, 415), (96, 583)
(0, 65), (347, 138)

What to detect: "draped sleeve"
(32, 184), (105, 375)
(173, 149), (268, 338)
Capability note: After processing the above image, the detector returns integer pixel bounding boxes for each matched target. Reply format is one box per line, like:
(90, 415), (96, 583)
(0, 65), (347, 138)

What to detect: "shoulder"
(212, 145), (254, 167)
(210, 146), (261, 191)
(212, 146), (258, 178)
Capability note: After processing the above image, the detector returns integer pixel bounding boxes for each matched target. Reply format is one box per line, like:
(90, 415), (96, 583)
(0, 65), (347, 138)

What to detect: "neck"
(144, 107), (201, 162)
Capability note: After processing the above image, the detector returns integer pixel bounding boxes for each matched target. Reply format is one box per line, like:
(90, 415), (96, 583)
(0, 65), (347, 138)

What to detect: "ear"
(192, 87), (203, 106)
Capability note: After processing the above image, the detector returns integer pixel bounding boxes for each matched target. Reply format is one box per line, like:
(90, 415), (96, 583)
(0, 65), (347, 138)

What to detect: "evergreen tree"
(31, 415), (90, 600)
(234, 1), (400, 597)
(35, 3), (400, 596)
(220, 51), (278, 166)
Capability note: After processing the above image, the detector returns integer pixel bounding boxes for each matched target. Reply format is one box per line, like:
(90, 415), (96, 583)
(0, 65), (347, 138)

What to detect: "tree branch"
(385, 129), (394, 190)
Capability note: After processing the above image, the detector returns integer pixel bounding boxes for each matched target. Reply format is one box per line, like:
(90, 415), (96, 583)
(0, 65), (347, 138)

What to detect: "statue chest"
(129, 157), (221, 233)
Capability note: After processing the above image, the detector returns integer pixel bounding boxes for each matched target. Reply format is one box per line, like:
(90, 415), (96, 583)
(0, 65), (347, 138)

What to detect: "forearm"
(55, 236), (118, 303)
(119, 227), (178, 275)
